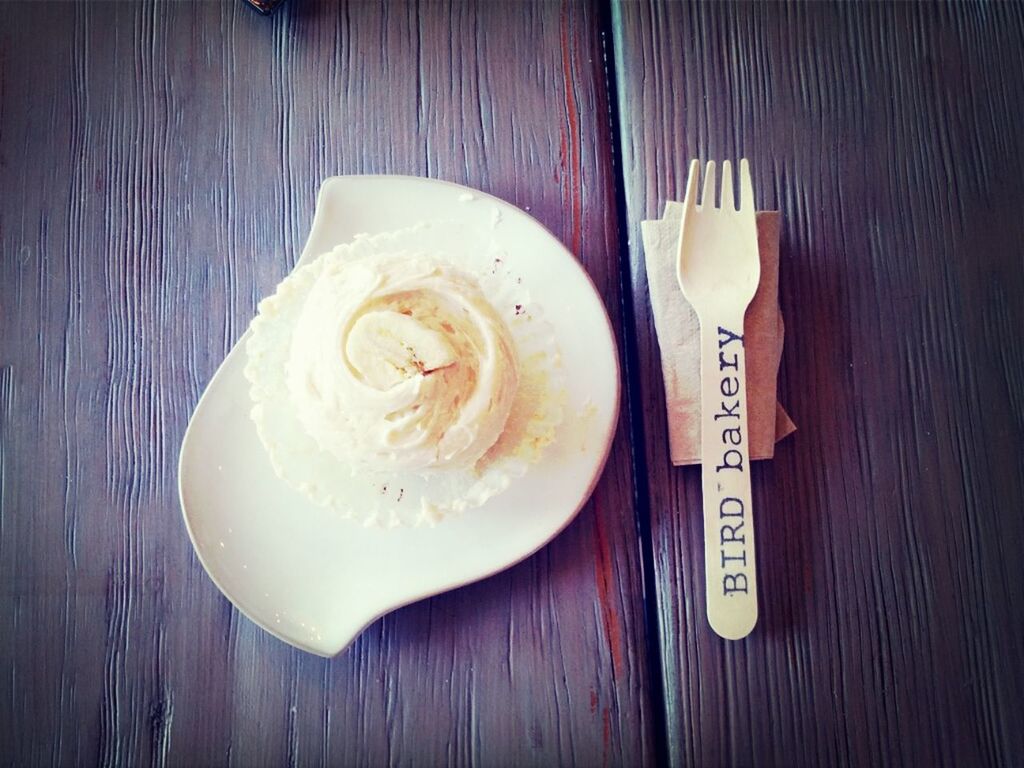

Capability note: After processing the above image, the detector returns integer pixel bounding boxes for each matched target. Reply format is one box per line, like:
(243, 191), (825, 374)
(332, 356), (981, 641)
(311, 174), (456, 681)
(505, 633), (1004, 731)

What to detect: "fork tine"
(739, 158), (755, 212)
(701, 161), (716, 209)
(720, 160), (734, 210)
(682, 159), (700, 211)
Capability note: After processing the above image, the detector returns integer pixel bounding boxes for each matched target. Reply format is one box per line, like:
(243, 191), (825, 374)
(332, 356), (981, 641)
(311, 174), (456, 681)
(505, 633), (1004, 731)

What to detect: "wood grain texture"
(0, 2), (655, 765)
(611, 1), (1024, 766)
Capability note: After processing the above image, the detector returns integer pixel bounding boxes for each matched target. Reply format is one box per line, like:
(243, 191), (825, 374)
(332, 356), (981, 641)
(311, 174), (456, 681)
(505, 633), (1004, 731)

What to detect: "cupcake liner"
(245, 220), (565, 528)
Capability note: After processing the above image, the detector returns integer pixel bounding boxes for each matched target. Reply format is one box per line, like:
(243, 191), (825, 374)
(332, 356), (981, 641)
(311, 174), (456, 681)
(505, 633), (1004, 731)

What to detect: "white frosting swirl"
(285, 251), (519, 472)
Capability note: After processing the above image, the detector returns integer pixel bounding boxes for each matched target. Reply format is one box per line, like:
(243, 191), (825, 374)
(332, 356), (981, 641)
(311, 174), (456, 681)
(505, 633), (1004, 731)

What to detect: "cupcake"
(245, 221), (564, 527)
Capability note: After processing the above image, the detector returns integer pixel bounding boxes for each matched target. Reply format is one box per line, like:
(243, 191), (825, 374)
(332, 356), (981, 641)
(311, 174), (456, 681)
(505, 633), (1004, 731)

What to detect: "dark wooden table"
(2, 2), (1022, 766)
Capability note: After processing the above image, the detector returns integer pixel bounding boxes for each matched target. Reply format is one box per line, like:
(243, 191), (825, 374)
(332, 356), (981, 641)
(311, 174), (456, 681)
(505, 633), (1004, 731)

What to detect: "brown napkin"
(641, 205), (796, 466)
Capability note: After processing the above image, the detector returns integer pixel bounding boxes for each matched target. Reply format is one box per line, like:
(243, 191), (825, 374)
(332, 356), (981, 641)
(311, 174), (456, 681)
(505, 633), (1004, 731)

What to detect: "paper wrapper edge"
(642, 208), (795, 466)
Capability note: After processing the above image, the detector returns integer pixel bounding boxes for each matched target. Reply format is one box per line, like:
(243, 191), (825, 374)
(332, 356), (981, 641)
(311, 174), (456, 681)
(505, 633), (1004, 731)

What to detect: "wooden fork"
(676, 159), (761, 640)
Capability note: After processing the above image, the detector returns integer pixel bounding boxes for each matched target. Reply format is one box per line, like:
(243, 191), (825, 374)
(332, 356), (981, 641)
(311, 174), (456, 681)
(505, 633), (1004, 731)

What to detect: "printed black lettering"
(721, 551), (748, 568)
(714, 400), (740, 420)
(722, 427), (742, 446)
(717, 326), (744, 348)
(716, 449), (744, 473)
(720, 376), (739, 397)
(723, 574), (749, 595)
(720, 497), (744, 517)
(721, 522), (745, 545)
(718, 350), (739, 370)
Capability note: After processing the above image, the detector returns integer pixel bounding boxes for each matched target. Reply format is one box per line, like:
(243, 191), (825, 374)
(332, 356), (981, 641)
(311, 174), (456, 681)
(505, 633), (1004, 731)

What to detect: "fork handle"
(698, 310), (758, 639)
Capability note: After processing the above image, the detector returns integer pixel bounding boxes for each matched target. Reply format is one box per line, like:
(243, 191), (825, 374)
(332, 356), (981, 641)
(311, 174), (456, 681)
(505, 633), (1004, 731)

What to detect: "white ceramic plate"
(179, 176), (620, 656)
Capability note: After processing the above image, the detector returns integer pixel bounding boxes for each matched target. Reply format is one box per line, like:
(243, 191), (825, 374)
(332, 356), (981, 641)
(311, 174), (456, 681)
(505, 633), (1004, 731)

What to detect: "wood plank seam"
(599, 2), (671, 766)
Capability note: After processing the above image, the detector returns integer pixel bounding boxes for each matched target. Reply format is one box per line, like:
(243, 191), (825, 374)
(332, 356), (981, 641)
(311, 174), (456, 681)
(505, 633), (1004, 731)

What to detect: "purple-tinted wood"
(0, 2), (655, 765)
(612, 2), (1024, 766)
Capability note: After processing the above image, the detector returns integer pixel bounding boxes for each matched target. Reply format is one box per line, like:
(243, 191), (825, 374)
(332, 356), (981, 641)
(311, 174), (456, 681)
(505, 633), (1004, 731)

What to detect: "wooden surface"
(612, 1), (1024, 766)
(1, 1), (1023, 766)
(0, 2), (654, 765)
